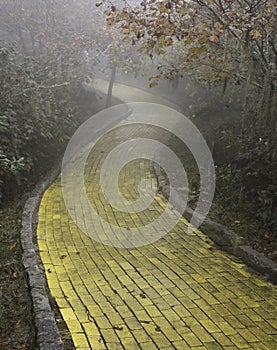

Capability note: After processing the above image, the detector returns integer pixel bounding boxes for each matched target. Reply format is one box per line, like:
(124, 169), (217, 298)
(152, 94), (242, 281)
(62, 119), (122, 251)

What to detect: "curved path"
(92, 78), (183, 112)
(37, 80), (276, 349)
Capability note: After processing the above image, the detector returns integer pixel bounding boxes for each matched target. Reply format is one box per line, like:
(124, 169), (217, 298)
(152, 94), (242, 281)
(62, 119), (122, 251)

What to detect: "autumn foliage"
(100, 0), (277, 252)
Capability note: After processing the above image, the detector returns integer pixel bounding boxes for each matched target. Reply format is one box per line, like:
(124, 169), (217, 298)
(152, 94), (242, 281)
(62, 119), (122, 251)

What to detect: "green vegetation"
(0, 2), (96, 347)
(0, 43), (79, 203)
(0, 0), (106, 202)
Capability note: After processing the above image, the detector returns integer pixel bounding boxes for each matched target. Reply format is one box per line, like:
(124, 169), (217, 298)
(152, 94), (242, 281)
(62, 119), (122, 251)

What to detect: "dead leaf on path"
(9, 242), (17, 250)
(149, 81), (158, 88)
(250, 29), (262, 39)
(209, 35), (219, 43)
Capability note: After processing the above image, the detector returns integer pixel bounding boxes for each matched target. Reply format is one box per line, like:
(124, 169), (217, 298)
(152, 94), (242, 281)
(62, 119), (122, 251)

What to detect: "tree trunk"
(106, 63), (117, 108)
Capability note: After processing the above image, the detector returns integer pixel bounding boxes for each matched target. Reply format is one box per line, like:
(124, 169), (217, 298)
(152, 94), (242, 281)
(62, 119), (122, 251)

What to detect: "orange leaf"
(164, 38), (173, 47)
(9, 242), (17, 250)
(209, 35), (219, 43)
(149, 81), (158, 88)
(188, 47), (200, 55)
(250, 29), (262, 39)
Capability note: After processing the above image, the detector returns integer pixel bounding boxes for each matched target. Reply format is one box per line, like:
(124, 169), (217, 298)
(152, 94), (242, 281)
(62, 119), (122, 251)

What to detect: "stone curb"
(154, 164), (277, 285)
(21, 160), (63, 350)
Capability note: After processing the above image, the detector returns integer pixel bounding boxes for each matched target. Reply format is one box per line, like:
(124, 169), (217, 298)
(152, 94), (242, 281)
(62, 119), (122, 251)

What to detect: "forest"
(0, 0), (276, 348)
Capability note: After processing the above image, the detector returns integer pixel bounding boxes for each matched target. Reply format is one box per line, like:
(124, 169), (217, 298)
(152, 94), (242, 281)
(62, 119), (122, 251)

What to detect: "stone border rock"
(154, 164), (277, 285)
(21, 161), (63, 350)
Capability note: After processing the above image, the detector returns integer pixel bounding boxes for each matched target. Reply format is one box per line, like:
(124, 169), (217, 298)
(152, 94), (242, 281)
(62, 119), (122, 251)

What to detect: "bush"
(0, 43), (79, 203)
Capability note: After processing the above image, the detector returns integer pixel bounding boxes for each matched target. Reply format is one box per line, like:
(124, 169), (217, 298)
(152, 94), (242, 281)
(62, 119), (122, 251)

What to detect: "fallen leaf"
(209, 35), (219, 43)
(9, 242), (17, 250)
(149, 81), (158, 88)
(250, 29), (262, 39)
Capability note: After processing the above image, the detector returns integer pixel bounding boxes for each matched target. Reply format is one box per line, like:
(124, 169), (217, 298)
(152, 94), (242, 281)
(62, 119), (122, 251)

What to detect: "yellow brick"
(216, 321), (237, 336)
(106, 342), (122, 350)
(203, 342), (223, 350)
(95, 316), (112, 329)
(60, 307), (77, 321)
(212, 332), (233, 346)
(82, 322), (100, 335)
(237, 328), (259, 343)
(199, 319), (220, 333)
(183, 332), (202, 347)
(87, 335), (106, 349)
(189, 308), (209, 321)
(172, 341), (192, 350)
(120, 336), (138, 348)
(101, 328), (120, 343)
(190, 326), (214, 343)
(150, 332), (172, 347)
(123, 317), (142, 330)
(132, 329), (150, 343)
(55, 297), (69, 309)
(47, 278), (60, 289)
(67, 320), (83, 333)
(139, 343), (158, 350)
(229, 334), (249, 349)
(71, 333), (90, 348)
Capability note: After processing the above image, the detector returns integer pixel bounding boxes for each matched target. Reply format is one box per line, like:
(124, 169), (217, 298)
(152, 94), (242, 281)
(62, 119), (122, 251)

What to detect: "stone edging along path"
(154, 164), (277, 285)
(21, 161), (63, 350)
(21, 80), (277, 349)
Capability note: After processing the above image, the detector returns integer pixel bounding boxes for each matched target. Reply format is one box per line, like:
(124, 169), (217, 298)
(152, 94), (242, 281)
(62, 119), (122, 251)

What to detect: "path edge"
(21, 160), (63, 350)
(154, 164), (277, 285)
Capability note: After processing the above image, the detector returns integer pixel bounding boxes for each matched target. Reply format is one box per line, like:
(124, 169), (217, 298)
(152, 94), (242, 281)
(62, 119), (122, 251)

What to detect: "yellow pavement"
(37, 83), (277, 349)
(92, 78), (183, 112)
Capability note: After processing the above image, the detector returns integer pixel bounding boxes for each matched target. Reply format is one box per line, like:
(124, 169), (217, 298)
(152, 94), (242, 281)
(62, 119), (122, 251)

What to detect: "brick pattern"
(37, 125), (277, 349)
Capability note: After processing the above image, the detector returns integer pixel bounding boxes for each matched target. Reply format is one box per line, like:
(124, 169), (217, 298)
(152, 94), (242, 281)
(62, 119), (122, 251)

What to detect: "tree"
(100, 0), (277, 239)
(100, 0), (276, 161)
(84, 1), (152, 107)
(102, 30), (151, 107)
(101, 1), (276, 122)
(0, 0), (98, 201)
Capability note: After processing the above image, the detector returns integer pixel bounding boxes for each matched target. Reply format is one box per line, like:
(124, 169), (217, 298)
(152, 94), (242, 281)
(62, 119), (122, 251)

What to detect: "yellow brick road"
(37, 84), (276, 349)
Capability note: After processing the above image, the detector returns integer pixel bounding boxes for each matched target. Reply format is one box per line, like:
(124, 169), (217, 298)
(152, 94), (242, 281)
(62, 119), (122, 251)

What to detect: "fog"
(1, 2), (276, 347)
